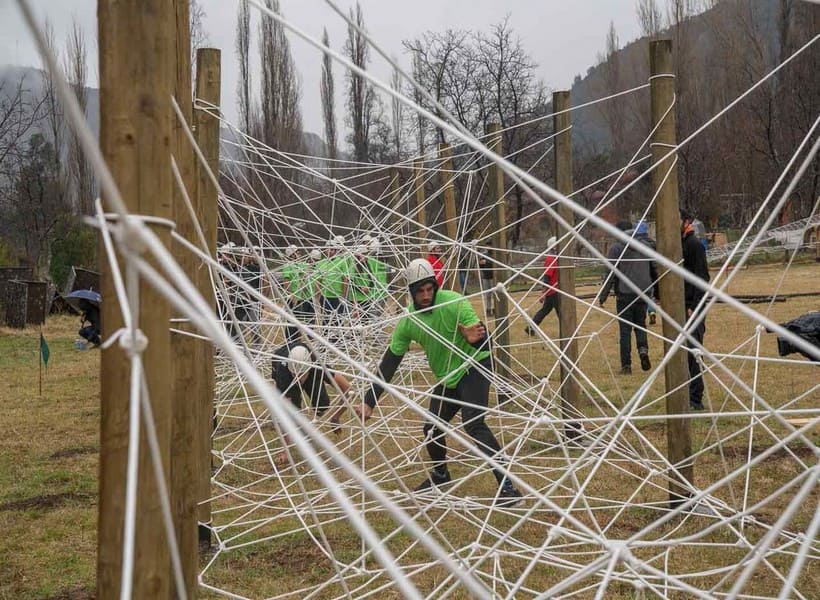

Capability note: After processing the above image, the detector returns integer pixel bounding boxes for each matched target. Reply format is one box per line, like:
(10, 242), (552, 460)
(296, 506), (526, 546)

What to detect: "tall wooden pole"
(553, 92), (583, 439)
(439, 143), (458, 288)
(169, 1), (200, 593)
(194, 48), (221, 550)
(650, 40), (693, 507)
(97, 1), (174, 597)
(486, 124), (511, 379)
(390, 167), (401, 239)
(414, 158), (427, 241)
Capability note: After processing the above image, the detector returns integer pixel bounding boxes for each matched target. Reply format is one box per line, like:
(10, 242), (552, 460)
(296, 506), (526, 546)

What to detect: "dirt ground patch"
(0, 492), (96, 512)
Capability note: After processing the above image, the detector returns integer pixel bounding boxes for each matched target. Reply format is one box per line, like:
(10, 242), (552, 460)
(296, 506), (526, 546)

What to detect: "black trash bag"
(774, 311), (820, 362)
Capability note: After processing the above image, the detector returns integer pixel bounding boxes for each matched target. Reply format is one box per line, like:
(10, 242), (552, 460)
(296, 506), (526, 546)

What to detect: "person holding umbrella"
(65, 290), (102, 349)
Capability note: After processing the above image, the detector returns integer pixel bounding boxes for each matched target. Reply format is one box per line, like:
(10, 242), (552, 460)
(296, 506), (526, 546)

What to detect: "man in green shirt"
(281, 245), (315, 342)
(366, 238), (392, 307)
(355, 258), (522, 506)
(317, 236), (350, 325)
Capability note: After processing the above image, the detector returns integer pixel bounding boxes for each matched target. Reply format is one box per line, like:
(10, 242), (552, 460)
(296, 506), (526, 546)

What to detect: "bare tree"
(320, 28), (338, 161)
(258, 0), (303, 155)
(404, 29), (473, 146)
(410, 52), (428, 155)
(475, 19), (549, 244)
(41, 22), (68, 226)
(236, 0), (251, 134)
(636, 0), (664, 37)
(344, 2), (375, 162)
(596, 20), (629, 174)
(0, 134), (69, 275)
(188, 0), (209, 81)
(0, 77), (45, 170)
(390, 64), (403, 161)
(64, 20), (94, 215)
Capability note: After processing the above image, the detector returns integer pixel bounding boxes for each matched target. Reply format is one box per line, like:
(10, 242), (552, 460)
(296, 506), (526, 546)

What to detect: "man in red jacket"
(525, 236), (560, 336)
(425, 240), (445, 287)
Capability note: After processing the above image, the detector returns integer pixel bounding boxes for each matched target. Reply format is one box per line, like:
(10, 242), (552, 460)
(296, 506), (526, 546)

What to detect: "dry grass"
(1, 261), (818, 599)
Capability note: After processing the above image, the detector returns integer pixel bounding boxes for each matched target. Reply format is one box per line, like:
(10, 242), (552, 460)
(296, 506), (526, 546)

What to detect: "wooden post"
(169, 1), (200, 593)
(194, 48), (221, 550)
(97, 1), (173, 597)
(815, 224), (820, 263)
(390, 167), (401, 239)
(486, 123), (511, 380)
(552, 92), (583, 439)
(439, 143), (458, 288)
(650, 39), (693, 507)
(414, 158), (427, 240)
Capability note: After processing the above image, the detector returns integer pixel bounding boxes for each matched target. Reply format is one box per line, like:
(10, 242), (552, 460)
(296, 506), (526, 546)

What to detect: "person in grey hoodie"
(598, 221), (659, 374)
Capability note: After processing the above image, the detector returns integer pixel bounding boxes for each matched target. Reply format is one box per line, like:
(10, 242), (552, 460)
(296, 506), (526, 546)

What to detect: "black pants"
(286, 299), (315, 343)
(532, 294), (560, 325)
(616, 296), (648, 368)
(686, 318), (706, 403)
(79, 325), (101, 346)
(423, 357), (505, 484)
(320, 296), (347, 324)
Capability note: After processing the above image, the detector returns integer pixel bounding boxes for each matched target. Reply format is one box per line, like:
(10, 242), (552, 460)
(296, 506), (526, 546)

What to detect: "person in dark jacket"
(681, 209), (711, 410)
(598, 221), (658, 374)
(78, 298), (102, 347)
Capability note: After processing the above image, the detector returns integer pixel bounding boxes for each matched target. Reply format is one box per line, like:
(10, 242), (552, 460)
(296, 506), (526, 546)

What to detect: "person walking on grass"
(598, 221), (658, 375)
(353, 258), (522, 506)
(681, 209), (710, 411)
(525, 236), (560, 336)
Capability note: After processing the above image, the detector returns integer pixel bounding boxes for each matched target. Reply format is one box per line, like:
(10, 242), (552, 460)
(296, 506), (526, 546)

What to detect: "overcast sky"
(0, 1), (643, 135)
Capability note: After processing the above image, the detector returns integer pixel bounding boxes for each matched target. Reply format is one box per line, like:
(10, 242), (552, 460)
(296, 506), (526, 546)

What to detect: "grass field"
(1, 261), (818, 599)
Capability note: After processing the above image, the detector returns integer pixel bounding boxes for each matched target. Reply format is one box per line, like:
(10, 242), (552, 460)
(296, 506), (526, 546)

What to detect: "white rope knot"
(119, 329), (149, 356)
(119, 219), (150, 256)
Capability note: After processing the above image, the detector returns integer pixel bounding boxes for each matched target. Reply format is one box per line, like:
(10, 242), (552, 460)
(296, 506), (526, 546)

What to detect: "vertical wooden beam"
(650, 39), (693, 507)
(486, 123), (510, 377)
(390, 167), (401, 239)
(439, 143), (458, 288)
(169, 1), (200, 593)
(414, 158), (427, 241)
(97, 0), (173, 597)
(553, 91), (583, 439)
(194, 48), (221, 550)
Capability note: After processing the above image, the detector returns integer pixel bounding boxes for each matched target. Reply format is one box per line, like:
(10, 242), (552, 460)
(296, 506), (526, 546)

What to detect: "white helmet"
(287, 345), (312, 378)
(284, 244), (298, 258)
(355, 245), (368, 256)
(405, 258), (436, 286)
(547, 236), (558, 250)
(309, 249), (322, 261)
(427, 240), (442, 253)
(331, 235), (346, 248)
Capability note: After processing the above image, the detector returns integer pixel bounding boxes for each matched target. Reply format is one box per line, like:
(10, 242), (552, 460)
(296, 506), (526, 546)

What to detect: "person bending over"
(354, 258), (522, 506)
(271, 342), (351, 464)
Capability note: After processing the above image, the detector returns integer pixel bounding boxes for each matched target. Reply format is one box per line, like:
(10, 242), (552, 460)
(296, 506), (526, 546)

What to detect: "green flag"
(40, 333), (50, 368)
